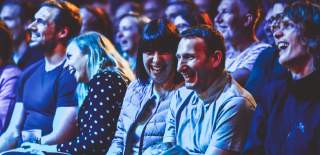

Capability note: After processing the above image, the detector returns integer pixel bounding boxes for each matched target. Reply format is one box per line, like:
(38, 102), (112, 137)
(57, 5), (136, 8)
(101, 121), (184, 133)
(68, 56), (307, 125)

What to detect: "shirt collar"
(197, 70), (229, 104)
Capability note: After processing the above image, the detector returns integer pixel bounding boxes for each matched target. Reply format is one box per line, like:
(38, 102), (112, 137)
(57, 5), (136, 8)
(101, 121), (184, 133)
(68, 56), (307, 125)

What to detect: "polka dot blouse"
(57, 71), (129, 154)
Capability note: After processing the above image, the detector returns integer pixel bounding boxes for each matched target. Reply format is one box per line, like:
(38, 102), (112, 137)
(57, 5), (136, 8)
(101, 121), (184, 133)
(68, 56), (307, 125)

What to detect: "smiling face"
(116, 16), (140, 55)
(143, 50), (175, 84)
(27, 6), (59, 48)
(273, 16), (308, 67)
(214, 0), (244, 42)
(0, 4), (24, 42)
(264, 3), (286, 45)
(64, 42), (88, 82)
(176, 37), (212, 92)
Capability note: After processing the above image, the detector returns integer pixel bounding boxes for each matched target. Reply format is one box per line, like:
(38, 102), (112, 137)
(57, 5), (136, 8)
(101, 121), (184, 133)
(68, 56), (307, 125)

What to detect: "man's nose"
(214, 13), (223, 24)
(273, 29), (283, 40)
(27, 21), (36, 31)
(152, 52), (160, 63)
(177, 60), (186, 73)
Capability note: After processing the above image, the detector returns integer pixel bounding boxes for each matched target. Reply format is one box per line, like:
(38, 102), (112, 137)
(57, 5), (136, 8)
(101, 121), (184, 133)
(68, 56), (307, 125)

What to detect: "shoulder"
(218, 79), (257, 112)
(90, 70), (129, 89)
(249, 42), (271, 53)
(19, 59), (44, 79)
(127, 79), (148, 92)
(172, 86), (195, 107)
(1, 65), (21, 77)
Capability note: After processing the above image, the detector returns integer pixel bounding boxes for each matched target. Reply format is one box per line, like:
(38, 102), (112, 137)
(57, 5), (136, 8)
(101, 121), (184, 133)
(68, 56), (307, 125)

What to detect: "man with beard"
(0, 0), (81, 152)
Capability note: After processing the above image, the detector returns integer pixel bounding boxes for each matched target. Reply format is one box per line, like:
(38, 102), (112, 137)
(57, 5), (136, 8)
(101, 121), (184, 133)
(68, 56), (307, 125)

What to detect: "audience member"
(116, 12), (150, 71)
(161, 26), (256, 154)
(143, 0), (166, 20)
(21, 32), (134, 154)
(263, 2), (288, 46)
(107, 19), (183, 155)
(193, 0), (220, 21)
(215, 0), (270, 85)
(165, 0), (213, 33)
(113, 1), (143, 28)
(0, 21), (20, 132)
(0, 0), (81, 151)
(244, 2), (320, 154)
(245, 2), (289, 104)
(80, 5), (114, 42)
(0, 0), (43, 70)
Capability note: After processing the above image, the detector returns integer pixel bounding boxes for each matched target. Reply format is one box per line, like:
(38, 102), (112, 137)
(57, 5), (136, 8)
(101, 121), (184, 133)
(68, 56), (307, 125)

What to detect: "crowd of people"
(0, 0), (319, 154)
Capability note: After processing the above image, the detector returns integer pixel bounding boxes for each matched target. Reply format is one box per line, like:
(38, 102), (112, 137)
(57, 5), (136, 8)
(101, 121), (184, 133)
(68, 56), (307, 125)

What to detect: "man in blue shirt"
(0, 0), (81, 151)
(161, 26), (256, 154)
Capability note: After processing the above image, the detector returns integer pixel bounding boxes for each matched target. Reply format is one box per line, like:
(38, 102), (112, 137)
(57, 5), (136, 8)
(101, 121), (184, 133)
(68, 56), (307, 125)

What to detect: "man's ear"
(209, 50), (223, 68)
(57, 27), (70, 39)
(244, 13), (254, 27)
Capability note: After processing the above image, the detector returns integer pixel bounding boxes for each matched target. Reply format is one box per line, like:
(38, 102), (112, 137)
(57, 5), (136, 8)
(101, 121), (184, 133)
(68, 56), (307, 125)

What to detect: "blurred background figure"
(80, 5), (114, 42)
(214, 0), (270, 85)
(0, 21), (20, 133)
(193, 0), (221, 22)
(143, 0), (166, 20)
(0, 0), (43, 70)
(108, 19), (183, 155)
(22, 32), (134, 154)
(165, 0), (213, 33)
(113, 1), (143, 29)
(116, 12), (150, 71)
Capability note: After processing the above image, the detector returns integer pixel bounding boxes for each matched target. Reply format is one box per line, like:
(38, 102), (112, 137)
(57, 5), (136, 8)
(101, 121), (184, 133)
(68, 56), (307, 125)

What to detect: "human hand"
(21, 142), (57, 153)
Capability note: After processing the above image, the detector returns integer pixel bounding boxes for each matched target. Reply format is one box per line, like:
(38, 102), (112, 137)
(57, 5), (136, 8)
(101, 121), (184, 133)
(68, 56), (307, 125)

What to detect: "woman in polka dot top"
(21, 32), (135, 154)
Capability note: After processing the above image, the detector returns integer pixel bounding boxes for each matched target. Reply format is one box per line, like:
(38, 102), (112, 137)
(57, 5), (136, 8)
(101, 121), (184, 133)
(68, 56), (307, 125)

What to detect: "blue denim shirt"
(163, 71), (256, 154)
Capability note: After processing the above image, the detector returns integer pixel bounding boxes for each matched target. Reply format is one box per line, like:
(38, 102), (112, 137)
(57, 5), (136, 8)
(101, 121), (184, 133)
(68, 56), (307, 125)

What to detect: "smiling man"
(0, 0), (43, 70)
(214, 0), (270, 85)
(162, 26), (256, 154)
(0, 0), (81, 151)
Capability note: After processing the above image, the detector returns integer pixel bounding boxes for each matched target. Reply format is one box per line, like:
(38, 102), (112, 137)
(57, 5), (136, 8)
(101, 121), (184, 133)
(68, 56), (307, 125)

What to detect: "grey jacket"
(107, 80), (181, 155)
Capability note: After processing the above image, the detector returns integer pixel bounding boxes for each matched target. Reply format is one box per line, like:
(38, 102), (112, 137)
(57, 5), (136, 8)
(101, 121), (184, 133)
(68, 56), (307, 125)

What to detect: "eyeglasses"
(265, 13), (284, 33)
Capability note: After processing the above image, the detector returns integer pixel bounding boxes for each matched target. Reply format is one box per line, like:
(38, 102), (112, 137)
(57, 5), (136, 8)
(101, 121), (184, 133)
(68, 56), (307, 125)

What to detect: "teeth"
(151, 65), (162, 73)
(278, 41), (289, 49)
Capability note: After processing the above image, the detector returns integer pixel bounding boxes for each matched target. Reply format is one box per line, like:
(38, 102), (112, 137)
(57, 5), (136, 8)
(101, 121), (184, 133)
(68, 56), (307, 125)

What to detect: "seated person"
(161, 26), (256, 154)
(0, 0), (81, 151)
(0, 21), (21, 132)
(0, 0), (43, 70)
(107, 19), (183, 154)
(215, 0), (270, 85)
(244, 2), (320, 154)
(79, 5), (114, 41)
(245, 2), (289, 104)
(21, 32), (135, 154)
(116, 12), (150, 71)
(164, 0), (213, 33)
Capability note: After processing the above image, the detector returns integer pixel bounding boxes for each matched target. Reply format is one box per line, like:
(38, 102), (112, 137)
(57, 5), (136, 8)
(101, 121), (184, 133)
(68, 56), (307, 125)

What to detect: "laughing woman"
(107, 19), (183, 155)
(22, 32), (134, 154)
(244, 2), (320, 155)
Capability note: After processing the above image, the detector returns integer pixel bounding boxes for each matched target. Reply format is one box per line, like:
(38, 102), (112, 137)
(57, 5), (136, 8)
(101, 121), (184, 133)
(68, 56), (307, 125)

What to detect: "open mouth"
(277, 41), (289, 50)
(66, 66), (76, 75)
(120, 39), (128, 48)
(30, 32), (40, 41)
(150, 65), (164, 74)
(215, 25), (228, 31)
(180, 70), (194, 82)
